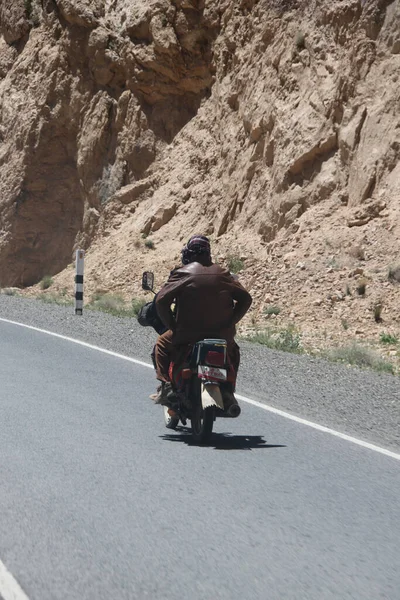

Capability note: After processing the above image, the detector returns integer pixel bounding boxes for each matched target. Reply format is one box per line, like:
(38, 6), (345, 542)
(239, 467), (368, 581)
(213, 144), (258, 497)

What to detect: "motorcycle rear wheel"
(190, 377), (214, 444)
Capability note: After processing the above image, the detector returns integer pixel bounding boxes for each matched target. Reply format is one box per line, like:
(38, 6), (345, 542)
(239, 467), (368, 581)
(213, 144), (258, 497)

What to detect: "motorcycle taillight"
(196, 339), (227, 367)
(205, 351), (225, 367)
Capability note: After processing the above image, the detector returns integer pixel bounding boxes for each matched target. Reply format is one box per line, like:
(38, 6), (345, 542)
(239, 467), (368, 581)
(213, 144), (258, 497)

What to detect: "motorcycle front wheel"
(190, 377), (214, 444)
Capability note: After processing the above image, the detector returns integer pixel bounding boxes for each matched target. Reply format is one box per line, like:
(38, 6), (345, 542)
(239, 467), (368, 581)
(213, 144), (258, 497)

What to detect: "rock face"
(0, 1), (400, 348)
(0, 0), (217, 284)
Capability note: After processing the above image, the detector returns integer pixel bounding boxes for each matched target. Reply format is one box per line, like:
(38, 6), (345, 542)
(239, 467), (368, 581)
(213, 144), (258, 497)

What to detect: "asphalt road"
(1, 320), (399, 600)
(1, 295), (399, 451)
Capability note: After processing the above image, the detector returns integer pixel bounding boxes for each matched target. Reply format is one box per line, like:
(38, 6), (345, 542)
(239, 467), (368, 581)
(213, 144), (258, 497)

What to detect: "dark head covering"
(181, 235), (211, 265)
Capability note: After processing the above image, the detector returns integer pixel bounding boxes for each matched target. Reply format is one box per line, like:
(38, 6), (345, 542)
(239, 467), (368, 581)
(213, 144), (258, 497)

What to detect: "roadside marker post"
(75, 249), (84, 315)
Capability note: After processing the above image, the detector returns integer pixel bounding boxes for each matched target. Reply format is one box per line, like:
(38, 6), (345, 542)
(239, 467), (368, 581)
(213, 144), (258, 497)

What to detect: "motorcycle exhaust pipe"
(226, 404), (241, 418)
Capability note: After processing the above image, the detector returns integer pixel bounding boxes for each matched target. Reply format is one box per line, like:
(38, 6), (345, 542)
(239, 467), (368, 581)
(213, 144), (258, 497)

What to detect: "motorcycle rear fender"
(201, 383), (224, 410)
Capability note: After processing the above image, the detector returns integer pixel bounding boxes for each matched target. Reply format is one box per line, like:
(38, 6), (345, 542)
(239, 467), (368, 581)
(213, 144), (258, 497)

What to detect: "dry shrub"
(388, 265), (400, 283)
(348, 245), (365, 260)
(328, 344), (394, 374)
(373, 301), (383, 323)
(245, 326), (302, 353)
(356, 278), (367, 296)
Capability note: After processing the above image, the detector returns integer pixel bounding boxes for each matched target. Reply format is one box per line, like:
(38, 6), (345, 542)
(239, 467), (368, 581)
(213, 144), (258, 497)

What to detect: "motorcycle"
(139, 271), (241, 443)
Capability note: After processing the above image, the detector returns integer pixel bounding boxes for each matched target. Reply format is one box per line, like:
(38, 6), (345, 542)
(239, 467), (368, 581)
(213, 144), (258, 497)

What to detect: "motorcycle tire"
(190, 377), (214, 444)
(163, 405), (179, 430)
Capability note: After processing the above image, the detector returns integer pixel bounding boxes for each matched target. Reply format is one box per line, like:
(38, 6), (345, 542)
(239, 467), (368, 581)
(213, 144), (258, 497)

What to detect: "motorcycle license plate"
(198, 365), (227, 381)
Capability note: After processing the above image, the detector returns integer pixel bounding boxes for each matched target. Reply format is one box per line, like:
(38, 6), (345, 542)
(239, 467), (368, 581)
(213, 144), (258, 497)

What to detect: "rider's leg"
(222, 341), (241, 415)
(150, 330), (174, 403)
(154, 330), (174, 381)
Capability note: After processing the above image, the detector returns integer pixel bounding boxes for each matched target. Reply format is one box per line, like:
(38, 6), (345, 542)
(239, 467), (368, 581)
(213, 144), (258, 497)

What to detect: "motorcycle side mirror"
(142, 271), (155, 292)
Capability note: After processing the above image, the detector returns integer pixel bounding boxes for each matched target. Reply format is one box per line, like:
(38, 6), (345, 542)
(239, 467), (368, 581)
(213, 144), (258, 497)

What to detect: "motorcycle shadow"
(160, 428), (286, 451)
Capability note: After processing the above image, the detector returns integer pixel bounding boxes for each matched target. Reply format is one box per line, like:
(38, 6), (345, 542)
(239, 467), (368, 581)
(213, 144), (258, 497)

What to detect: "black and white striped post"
(75, 249), (84, 315)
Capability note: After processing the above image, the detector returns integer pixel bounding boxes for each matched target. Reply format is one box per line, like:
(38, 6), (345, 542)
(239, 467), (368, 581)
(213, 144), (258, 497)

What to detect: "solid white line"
(0, 559), (30, 600)
(1, 316), (400, 462)
(0, 317), (152, 370)
(235, 395), (400, 462)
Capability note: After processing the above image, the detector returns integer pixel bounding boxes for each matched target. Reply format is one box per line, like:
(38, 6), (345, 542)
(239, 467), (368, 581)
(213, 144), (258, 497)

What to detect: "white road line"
(0, 317), (152, 370)
(0, 559), (29, 600)
(235, 395), (400, 461)
(1, 317), (400, 463)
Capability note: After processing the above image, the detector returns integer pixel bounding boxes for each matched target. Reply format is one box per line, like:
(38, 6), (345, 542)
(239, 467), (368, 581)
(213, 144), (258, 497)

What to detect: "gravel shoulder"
(1, 295), (399, 451)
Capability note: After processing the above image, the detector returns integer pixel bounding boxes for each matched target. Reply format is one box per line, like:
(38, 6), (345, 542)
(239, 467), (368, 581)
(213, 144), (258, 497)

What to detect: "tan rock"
(56, 0), (104, 28)
(351, 268), (365, 277)
(112, 179), (154, 205)
(151, 204), (177, 233)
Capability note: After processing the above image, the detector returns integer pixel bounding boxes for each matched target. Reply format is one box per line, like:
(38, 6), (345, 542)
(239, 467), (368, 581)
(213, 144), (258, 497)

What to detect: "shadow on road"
(160, 429), (286, 451)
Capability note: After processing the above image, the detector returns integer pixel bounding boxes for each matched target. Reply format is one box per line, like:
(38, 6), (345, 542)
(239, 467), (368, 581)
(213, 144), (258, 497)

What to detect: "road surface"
(0, 320), (399, 599)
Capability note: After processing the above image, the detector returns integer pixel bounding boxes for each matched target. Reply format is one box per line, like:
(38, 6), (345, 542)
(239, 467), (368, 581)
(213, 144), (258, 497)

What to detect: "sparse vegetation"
(40, 275), (54, 290)
(264, 305), (281, 317)
(145, 238), (155, 249)
(107, 36), (119, 52)
(24, 0), (40, 25)
(348, 245), (365, 260)
(295, 31), (305, 50)
(327, 343), (394, 374)
(388, 265), (400, 283)
(244, 326), (302, 354)
(326, 256), (339, 269)
(24, 0), (33, 18)
(380, 332), (398, 345)
(89, 293), (126, 314)
(37, 291), (144, 316)
(88, 293), (145, 317)
(356, 277), (367, 296)
(131, 298), (146, 317)
(37, 292), (73, 306)
(373, 302), (383, 323)
(227, 254), (244, 274)
(341, 319), (349, 331)
(1, 287), (19, 296)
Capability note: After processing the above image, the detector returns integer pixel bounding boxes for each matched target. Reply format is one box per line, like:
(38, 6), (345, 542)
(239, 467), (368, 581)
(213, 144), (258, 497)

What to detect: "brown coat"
(155, 262), (252, 345)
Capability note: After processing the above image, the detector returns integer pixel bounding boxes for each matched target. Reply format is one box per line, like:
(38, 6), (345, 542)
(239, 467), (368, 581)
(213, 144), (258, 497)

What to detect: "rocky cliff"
(1, 0), (400, 356)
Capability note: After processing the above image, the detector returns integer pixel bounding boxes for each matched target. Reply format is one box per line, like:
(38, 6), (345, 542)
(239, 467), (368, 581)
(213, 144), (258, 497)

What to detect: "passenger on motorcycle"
(151, 235), (252, 404)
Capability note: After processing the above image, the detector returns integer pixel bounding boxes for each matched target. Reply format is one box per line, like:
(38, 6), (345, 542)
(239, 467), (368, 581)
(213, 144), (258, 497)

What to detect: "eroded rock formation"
(0, 0), (218, 284)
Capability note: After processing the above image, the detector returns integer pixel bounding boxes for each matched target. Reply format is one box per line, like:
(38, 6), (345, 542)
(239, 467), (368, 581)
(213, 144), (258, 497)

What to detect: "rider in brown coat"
(152, 235), (252, 403)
